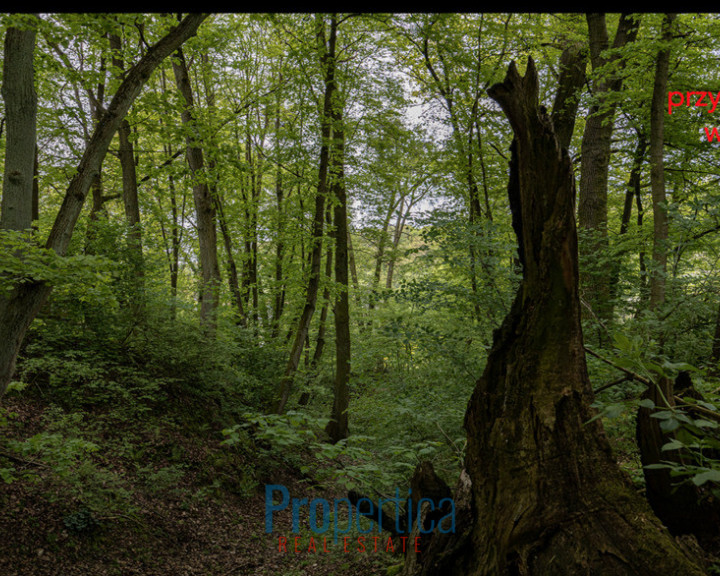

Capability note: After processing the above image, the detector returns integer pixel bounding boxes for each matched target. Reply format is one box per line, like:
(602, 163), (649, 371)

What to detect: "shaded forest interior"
(3, 11), (720, 576)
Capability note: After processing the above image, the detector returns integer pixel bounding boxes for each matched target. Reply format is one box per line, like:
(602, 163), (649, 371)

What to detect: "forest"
(2, 11), (720, 576)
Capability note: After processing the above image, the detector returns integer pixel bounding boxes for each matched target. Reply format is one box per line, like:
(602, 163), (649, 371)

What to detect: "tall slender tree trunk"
(368, 193), (396, 319)
(216, 192), (247, 327)
(609, 131), (647, 306)
(386, 199), (410, 291)
(172, 44), (221, 333)
(167, 170), (183, 317)
(404, 58), (704, 576)
(117, 120), (142, 251)
(275, 14), (338, 413)
(110, 32), (144, 289)
(272, 123), (287, 337)
(649, 14), (676, 311)
(0, 14), (209, 397)
(242, 125), (261, 325)
(578, 13), (639, 322)
(311, 207), (334, 368)
(326, 100), (350, 444)
(270, 69), (287, 337)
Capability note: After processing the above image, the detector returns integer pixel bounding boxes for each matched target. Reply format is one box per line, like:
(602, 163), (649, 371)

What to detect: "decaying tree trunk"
(402, 463), (472, 576)
(404, 58), (705, 576)
(637, 372), (720, 548)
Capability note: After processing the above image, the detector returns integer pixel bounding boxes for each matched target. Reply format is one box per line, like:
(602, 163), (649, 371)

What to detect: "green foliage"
(588, 326), (720, 496)
(62, 506), (100, 534)
(4, 406), (136, 519)
(641, 394), (720, 493)
(5, 11), (720, 572)
(0, 229), (114, 296)
(223, 411), (385, 490)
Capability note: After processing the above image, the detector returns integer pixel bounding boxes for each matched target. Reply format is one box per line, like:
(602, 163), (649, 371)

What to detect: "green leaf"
(612, 331), (633, 353)
(604, 404), (625, 420)
(659, 418), (681, 433)
(691, 419), (718, 429)
(644, 463), (674, 470)
(691, 469), (720, 487)
(661, 439), (684, 452)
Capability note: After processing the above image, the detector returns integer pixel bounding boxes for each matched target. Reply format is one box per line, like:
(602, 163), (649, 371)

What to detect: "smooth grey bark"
(0, 14), (209, 397)
(1, 18), (38, 232)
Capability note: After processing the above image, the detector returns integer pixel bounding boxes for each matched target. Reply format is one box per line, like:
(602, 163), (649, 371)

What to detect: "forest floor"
(0, 394), (399, 576)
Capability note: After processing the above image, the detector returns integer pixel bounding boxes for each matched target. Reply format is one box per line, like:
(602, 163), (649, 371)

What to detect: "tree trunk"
(1, 18), (38, 232)
(649, 14), (676, 311)
(311, 207), (334, 369)
(275, 14), (337, 414)
(326, 99), (350, 444)
(578, 13), (639, 322)
(405, 58), (705, 576)
(385, 201), (407, 291)
(0, 14), (209, 397)
(368, 191), (396, 318)
(637, 372), (720, 545)
(172, 44), (222, 333)
(636, 192), (650, 313)
(242, 124), (262, 325)
(118, 119), (142, 251)
(216, 191), (247, 327)
(298, 209), (334, 408)
(110, 32), (144, 288)
(272, 151), (286, 337)
(609, 131), (647, 307)
(550, 39), (587, 151)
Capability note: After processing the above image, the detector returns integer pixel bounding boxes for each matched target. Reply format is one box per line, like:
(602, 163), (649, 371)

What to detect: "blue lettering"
(265, 484), (289, 533)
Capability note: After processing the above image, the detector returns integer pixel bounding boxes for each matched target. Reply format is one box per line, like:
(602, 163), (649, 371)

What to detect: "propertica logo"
(264, 484), (456, 554)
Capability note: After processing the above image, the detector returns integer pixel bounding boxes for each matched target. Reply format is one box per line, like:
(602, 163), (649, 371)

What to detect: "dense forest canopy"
(2, 11), (720, 575)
